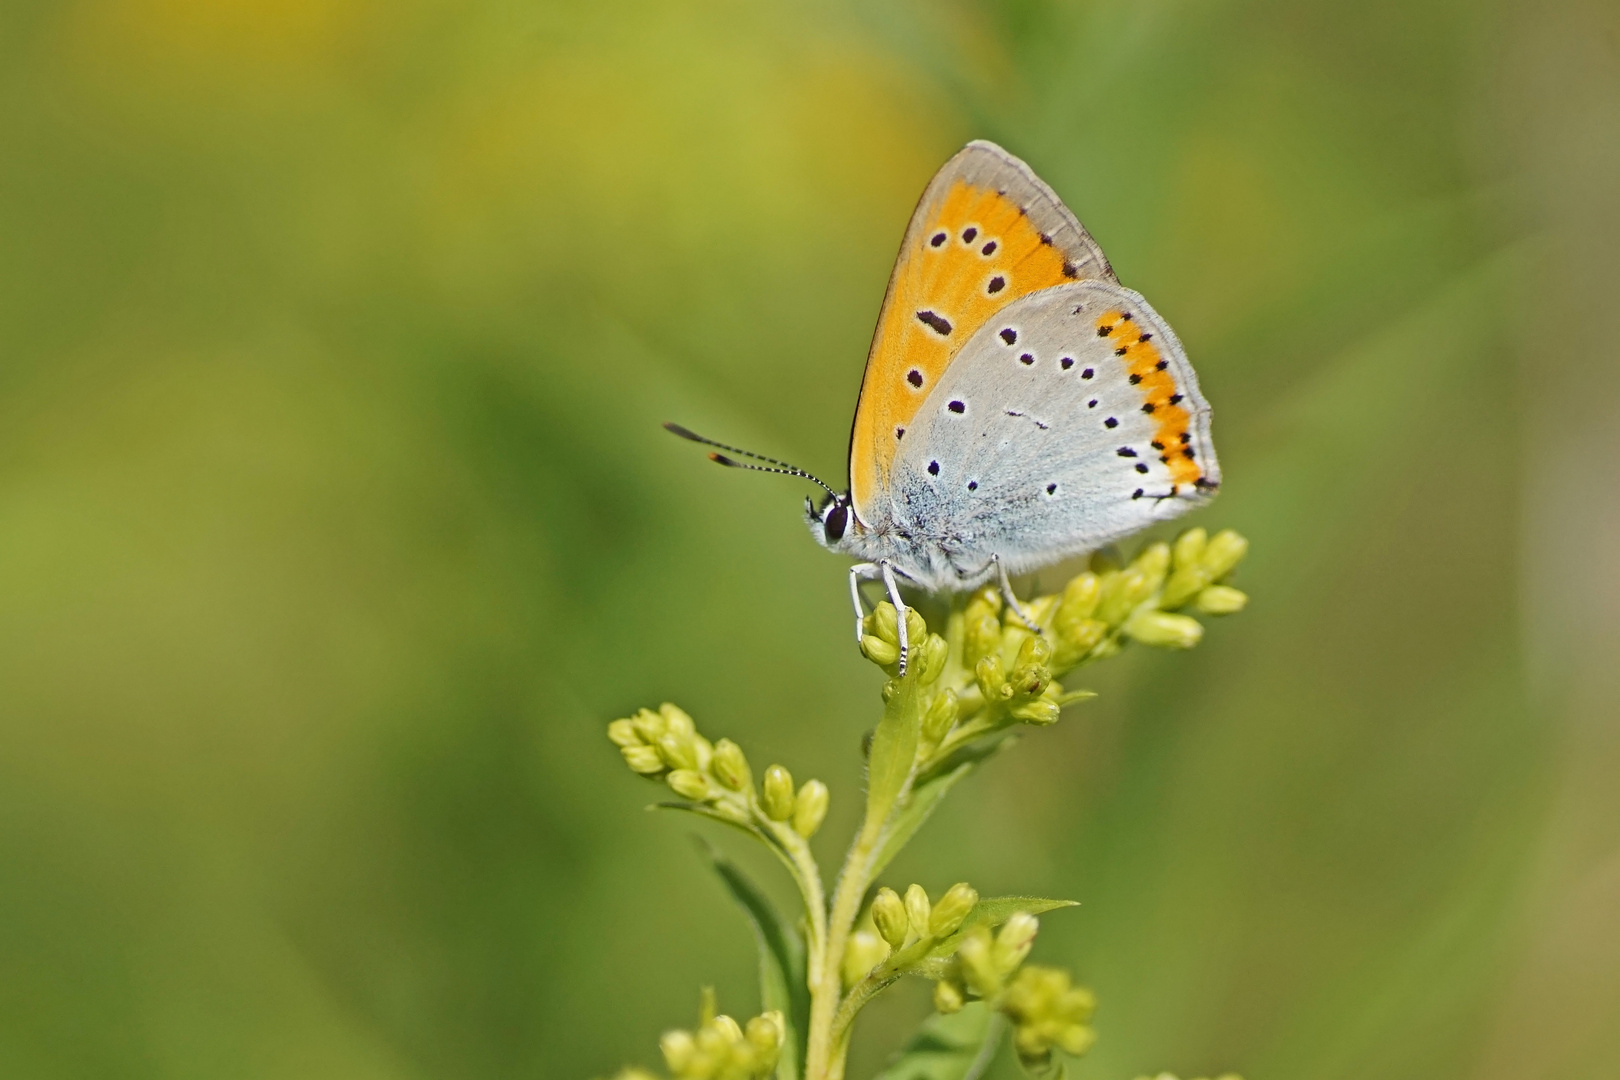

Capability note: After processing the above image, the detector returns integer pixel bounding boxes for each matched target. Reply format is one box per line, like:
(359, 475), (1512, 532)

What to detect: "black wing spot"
(1034, 419), (1049, 430)
(961, 226), (978, 243)
(1081, 367), (1094, 379)
(930, 231), (947, 248)
(1046, 483), (1057, 495)
(916, 310), (952, 336)
(1128, 374), (1142, 384)
(1132, 488), (1145, 499)
(1062, 261), (1078, 278)
(1169, 394), (1184, 404)
(1117, 448), (1137, 457)
(1139, 332), (1153, 342)
(1194, 476), (1219, 489)
(981, 240), (998, 256)
(1115, 347), (1129, 356)
(1087, 399), (1098, 408)
(1105, 417), (1118, 428)
(1020, 353), (1034, 365)
(1151, 440), (1165, 450)
(987, 275), (1006, 294)
(1183, 448), (1196, 459)
(896, 427), (905, 440)
(1060, 357), (1074, 370)
(1142, 403), (1156, 414)
(1135, 463), (1149, 474)
(948, 400), (965, 414)
(907, 369), (924, 388)
(1120, 312), (1134, 321)
(1156, 359), (1168, 370)
(928, 460), (940, 475)
(1098, 325), (1113, 337)
(1039, 232), (1053, 245)
(967, 480), (978, 491)
(999, 327), (1017, 345)
(1180, 432), (1191, 443)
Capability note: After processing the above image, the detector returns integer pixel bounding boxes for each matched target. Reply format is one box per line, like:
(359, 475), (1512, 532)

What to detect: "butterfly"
(668, 140), (1219, 672)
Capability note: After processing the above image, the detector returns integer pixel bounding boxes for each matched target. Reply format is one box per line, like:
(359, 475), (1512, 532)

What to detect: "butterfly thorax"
(807, 492), (998, 593)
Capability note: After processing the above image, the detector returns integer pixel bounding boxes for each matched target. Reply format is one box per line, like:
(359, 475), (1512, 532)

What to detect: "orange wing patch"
(850, 181), (1077, 513)
(1095, 309), (1204, 490)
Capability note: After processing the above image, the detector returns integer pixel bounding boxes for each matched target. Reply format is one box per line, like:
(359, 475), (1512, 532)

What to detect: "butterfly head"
(806, 490), (859, 552)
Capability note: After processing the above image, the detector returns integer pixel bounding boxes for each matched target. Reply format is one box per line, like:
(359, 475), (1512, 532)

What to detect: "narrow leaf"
(929, 896), (1079, 960)
(698, 842), (810, 1080)
(872, 1002), (1003, 1080)
(866, 672), (924, 831)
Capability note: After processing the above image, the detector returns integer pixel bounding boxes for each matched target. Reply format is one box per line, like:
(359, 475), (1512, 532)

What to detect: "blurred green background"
(3, 1), (1618, 1078)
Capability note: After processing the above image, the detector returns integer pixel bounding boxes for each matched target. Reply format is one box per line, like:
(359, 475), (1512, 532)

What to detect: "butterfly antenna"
(663, 422), (838, 497)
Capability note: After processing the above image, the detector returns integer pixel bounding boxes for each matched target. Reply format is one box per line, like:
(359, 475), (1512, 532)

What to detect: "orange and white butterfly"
(669, 141), (1218, 668)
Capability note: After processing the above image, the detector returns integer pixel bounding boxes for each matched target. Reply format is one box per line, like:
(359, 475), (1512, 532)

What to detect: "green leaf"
(871, 761), (976, 879)
(872, 1003), (1004, 1080)
(699, 842), (810, 1080)
(866, 672), (924, 831)
(929, 897), (1079, 960)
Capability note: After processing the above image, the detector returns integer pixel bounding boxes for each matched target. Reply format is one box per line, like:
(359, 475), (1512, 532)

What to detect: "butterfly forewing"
(888, 281), (1218, 577)
(848, 141), (1117, 520)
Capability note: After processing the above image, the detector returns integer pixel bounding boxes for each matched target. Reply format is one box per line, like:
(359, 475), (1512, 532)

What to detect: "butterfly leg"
(880, 560), (911, 677)
(848, 563), (879, 645)
(994, 554), (1043, 634)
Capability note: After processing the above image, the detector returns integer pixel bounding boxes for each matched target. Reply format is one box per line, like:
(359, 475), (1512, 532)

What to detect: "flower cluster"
(841, 881), (980, 989)
(608, 703), (828, 839)
(611, 995), (785, 1080)
(1000, 965), (1098, 1073)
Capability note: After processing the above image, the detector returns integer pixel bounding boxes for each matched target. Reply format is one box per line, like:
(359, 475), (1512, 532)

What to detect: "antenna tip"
(663, 421), (703, 442)
(708, 452), (739, 467)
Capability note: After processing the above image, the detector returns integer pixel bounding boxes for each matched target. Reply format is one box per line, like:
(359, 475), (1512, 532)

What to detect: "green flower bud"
(904, 605), (927, 647)
(631, 707), (666, 744)
(621, 744), (666, 775)
(872, 887), (909, 948)
(746, 1011), (784, 1053)
(1160, 565), (1211, 610)
(710, 738), (751, 791)
(1195, 584), (1248, 615)
(1052, 613), (1107, 667)
(861, 634), (900, 667)
(933, 978), (965, 1014)
(964, 612), (1002, 669)
(929, 882), (978, 937)
(660, 1029), (696, 1072)
(657, 731), (699, 771)
(842, 929), (888, 987)
(711, 1014), (744, 1043)
(1123, 609), (1204, 649)
(761, 765), (795, 821)
(922, 688), (959, 741)
(659, 703), (696, 739)
(916, 633), (949, 684)
(667, 769), (711, 802)
(1059, 571), (1101, 620)
(606, 718), (642, 748)
(1173, 526), (1207, 567)
(1057, 1022), (1097, 1056)
(905, 884), (932, 937)
(1201, 529), (1249, 579)
(993, 912), (1039, 975)
(1001, 966), (1097, 1066)
(975, 655), (1008, 701)
(1008, 663), (1051, 700)
(792, 779), (829, 837)
(1010, 697), (1060, 725)
(956, 926), (1001, 997)
(1134, 541), (1171, 592)
(1093, 569), (1133, 625)
(1016, 633), (1053, 668)
(868, 602), (900, 645)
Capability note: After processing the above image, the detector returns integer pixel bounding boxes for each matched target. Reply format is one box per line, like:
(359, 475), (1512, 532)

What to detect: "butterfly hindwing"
(848, 141), (1117, 519)
(888, 281), (1218, 577)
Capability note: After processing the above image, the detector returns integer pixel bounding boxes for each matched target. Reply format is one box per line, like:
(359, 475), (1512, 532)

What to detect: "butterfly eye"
(823, 501), (848, 543)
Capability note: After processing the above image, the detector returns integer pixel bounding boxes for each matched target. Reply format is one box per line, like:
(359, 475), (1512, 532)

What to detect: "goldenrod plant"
(603, 529), (1251, 1080)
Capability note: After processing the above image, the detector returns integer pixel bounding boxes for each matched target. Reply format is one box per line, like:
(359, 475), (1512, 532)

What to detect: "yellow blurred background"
(2, 1), (1618, 1077)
